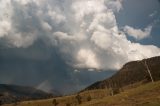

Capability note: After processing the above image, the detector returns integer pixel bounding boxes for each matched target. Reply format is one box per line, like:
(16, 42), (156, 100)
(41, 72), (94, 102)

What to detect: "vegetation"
(65, 103), (71, 106)
(0, 100), (2, 106)
(0, 84), (53, 104)
(79, 81), (160, 106)
(86, 95), (91, 102)
(1, 56), (160, 106)
(52, 99), (58, 106)
(1, 81), (160, 106)
(84, 56), (160, 91)
(75, 94), (82, 104)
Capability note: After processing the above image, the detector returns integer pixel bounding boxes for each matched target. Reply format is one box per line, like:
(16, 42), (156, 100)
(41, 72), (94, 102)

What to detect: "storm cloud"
(0, 0), (159, 70)
(0, 0), (160, 94)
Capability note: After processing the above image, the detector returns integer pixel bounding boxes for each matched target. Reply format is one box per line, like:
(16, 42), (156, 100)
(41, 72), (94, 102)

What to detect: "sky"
(0, 0), (160, 94)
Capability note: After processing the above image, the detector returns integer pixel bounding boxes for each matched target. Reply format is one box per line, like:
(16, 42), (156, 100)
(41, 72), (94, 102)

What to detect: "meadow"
(2, 81), (160, 106)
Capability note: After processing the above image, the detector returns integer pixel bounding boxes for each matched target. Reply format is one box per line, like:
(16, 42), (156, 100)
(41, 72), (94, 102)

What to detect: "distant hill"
(0, 84), (53, 105)
(49, 89), (62, 97)
(2, 81), (160, 106)
(84, 56), (160, 91)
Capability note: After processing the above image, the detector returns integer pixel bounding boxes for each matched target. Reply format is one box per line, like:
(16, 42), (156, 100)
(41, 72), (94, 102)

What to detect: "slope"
(0, 84), (53, 105)
(84, 56), (160, 90)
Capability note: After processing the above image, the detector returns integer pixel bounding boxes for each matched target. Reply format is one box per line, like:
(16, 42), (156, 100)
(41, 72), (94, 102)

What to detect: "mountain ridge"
(0, 84), (53, 105)
(83, 56), (160, 91)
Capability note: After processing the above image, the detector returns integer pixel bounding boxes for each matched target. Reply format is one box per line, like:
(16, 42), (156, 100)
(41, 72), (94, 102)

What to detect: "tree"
(75, 94), (82, 104)
(141, 60), (154, 83)
(87, 95), (91, 101)
(0, 93), (3, 97)
(66, 103), (71, 106)
(0, 100), (2, 106)
(113, 87), (120, 95)
(52, 99), (58, 106)
(144, 60), (154, 82)
(13, 98), (18, 106)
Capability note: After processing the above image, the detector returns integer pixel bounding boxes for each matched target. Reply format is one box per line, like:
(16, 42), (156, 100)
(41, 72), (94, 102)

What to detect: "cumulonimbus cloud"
(0, 0), (160, 70)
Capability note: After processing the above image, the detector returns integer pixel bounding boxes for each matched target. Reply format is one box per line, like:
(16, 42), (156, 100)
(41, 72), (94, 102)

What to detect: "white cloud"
(71, 0), (107, 22)
(6, 31), (37, 48)
(88, 11), (117, 32)
(127, 43), (160, 60)
(106, 0), (123, 12)
(14, 0), (31, 5)
(48, 10), (66, 24)
(0, 20), (11, 38)
(123, 25), (152, 40)
(0, 0), (13, 38)
(0, 0), (159, 70)
(41, 21), (52, 31)
(91, 31), (112, 50)
(75, 49), (100, 69)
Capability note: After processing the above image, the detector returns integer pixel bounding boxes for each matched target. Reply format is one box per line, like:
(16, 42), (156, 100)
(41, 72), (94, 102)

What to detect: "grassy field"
(2, 89), (110, 106)
(79, 81), (160, 106)
(2, 81), (160, 106)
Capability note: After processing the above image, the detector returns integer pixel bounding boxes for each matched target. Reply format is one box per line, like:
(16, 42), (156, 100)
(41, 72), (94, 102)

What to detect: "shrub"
(75, 94), (82, 104)
(13, 99), (18, 106)
(66, 103), (71, 106)
(109, 88), (120, 96)
(0, 100), (2, 106)
(87, 95), (91, 101)
(52, 99), (58, 106)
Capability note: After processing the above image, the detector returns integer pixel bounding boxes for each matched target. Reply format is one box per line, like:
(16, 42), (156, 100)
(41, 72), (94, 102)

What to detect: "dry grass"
(2, 81), (160, 106)
(2, 89), (109, 106)
(79, 81), (160, 106)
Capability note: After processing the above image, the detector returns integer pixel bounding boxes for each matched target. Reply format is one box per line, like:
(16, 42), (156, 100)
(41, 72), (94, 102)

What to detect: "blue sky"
(116, 0), (160, 47)
(0, 0), (160, 94)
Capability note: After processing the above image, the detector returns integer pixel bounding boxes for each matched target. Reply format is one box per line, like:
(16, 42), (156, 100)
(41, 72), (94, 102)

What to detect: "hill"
(0, 84), (53, 105)
(2, 81), (160, 106)
(79, 81), (160, 106)
(1, 56), (160, 106)
(84, 56), (160, 91)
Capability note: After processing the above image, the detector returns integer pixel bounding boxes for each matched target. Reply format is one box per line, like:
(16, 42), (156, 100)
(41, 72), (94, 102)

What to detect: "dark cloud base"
(0, 0), (160, 95)
(0, 41), (115, 94)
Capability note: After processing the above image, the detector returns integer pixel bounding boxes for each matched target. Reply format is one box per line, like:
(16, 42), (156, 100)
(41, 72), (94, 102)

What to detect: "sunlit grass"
(79, 81), (160, 106)
(2, 81), (160, 106)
